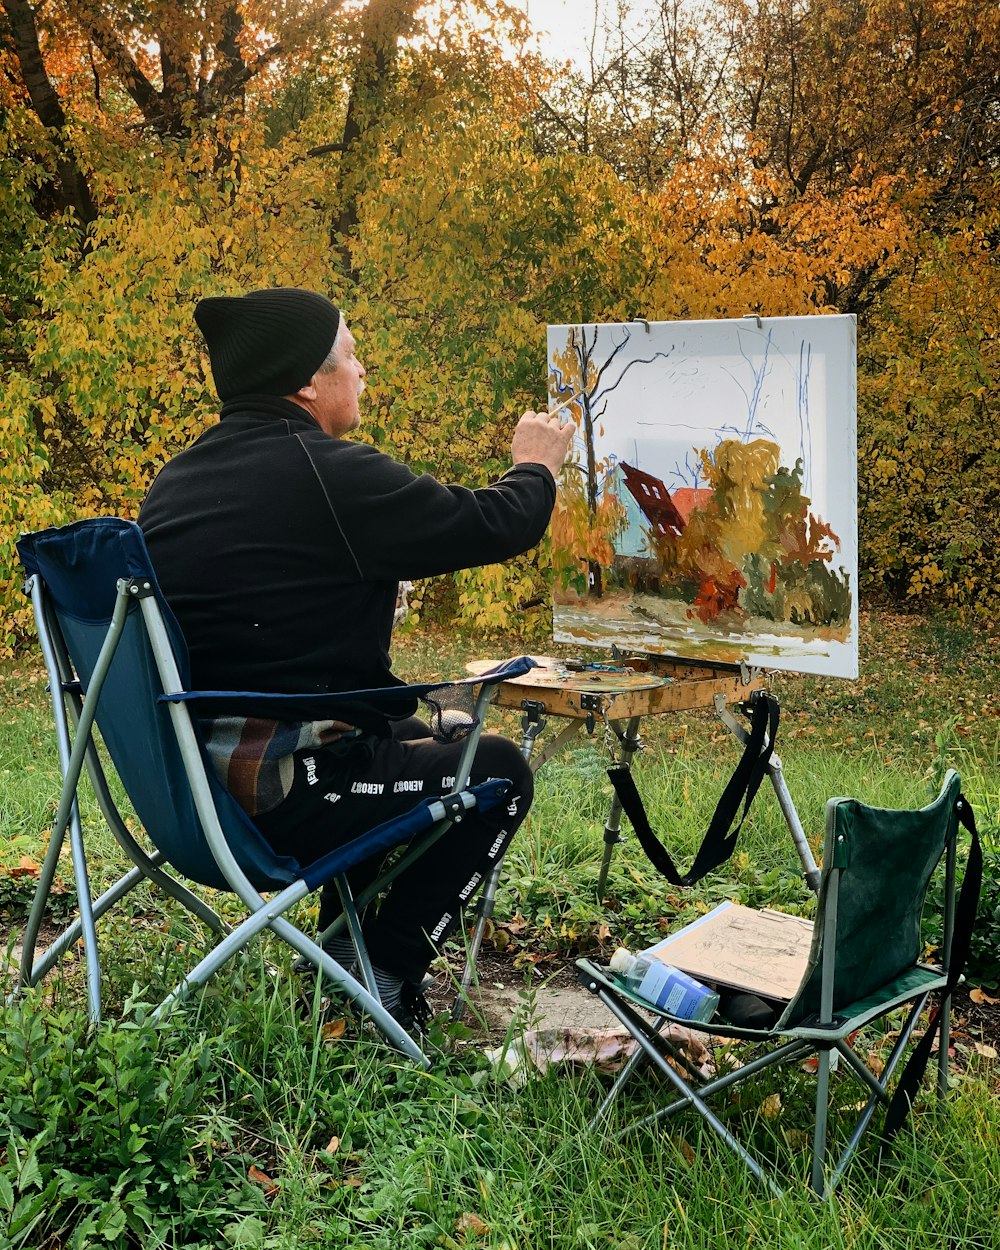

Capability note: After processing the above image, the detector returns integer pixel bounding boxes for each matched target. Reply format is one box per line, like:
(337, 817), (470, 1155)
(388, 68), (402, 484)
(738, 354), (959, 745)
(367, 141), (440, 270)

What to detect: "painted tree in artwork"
(549, 460), (626, 597)
(667, 440), (779, 621)
(742, 454), (851, 630)
(548, 325), (674, 597)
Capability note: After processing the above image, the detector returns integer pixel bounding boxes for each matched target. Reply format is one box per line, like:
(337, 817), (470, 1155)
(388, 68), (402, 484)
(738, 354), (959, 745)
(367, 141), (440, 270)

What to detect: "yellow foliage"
(860, 201), (1000, 615)
(705, 441), (780, 564)
(2, 0), (998, 646)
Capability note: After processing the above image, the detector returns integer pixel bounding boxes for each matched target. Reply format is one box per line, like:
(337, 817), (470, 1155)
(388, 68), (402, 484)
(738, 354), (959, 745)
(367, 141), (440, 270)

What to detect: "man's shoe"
(392, 981), (434, 1036)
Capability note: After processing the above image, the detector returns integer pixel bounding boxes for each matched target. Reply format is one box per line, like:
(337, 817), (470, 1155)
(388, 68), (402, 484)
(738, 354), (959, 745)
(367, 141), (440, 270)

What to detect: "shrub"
(0, 1003), (259, 1248)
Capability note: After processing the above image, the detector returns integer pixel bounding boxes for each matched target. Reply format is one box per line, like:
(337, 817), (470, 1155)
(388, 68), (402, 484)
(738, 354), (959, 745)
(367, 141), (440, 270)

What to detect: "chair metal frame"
(15, 519), (530, 1067)
(578, 771), (965, 1198)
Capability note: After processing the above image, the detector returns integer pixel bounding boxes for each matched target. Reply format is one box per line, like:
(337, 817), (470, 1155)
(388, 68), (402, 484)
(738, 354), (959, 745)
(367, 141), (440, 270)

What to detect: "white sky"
(516, 0), (658, 67)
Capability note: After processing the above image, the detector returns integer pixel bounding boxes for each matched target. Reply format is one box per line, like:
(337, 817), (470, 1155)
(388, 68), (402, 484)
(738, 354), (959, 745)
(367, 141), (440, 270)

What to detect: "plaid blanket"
(200, 715), (359, 816)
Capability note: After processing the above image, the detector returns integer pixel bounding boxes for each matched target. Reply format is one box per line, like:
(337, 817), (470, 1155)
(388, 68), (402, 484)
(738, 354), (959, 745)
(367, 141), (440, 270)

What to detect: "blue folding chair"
(15, 517), (533, 1066)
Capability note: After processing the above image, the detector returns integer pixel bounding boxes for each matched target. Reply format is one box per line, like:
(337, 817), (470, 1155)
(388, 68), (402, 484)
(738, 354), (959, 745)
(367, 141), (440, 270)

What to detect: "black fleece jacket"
(138, 396), (556, 715)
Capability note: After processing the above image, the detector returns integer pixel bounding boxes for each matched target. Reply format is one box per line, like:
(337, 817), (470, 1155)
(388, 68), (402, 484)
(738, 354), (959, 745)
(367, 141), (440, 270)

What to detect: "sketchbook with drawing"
(645, 901), (814, 1003)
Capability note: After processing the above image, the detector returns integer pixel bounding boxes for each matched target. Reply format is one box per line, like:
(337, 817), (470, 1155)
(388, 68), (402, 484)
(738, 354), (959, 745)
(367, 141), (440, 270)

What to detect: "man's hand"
(511, 410), (576, 479)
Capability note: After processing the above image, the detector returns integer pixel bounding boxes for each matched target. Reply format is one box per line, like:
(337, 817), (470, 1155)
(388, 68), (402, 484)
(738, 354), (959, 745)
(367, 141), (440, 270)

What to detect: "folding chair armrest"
(474, 656), (536, 683)
(157, 656), (537, 713)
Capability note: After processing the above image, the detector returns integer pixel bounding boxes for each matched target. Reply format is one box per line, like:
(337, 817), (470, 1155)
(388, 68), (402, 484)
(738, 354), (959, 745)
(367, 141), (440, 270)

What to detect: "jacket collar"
(219, 394), (321, 430)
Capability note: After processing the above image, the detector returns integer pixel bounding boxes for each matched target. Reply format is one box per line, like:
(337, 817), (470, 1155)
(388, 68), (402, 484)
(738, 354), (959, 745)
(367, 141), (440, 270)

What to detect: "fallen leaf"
(456, 1211), (490, 1238)
(324, 1136), (340, 1154)
(9, 857), (41, 877)
(760, 1093), (782, 1119)
(970, 987), (999, 1005)
(672, 1135), (696, 1166)
(247, 1165), (279, 1196)
(974, 1042), (997, 1060)
(321, 1018), (347, 1041)
(867, 1052), (885, 1078)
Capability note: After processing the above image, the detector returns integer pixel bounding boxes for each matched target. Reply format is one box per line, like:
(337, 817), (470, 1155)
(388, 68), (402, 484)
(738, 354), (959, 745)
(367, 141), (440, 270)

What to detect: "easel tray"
(466, 654), (766, 721)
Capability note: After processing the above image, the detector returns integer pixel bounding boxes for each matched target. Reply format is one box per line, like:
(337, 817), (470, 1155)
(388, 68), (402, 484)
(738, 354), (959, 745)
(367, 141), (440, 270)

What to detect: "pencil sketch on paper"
(649, 903), (814, 1001)
(546, 315), (858, 679)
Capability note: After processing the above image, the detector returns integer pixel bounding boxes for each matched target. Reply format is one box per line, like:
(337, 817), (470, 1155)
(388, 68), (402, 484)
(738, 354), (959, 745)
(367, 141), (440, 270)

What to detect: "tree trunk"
(2, 0), (97, 226)
(331, 0), (420, 281)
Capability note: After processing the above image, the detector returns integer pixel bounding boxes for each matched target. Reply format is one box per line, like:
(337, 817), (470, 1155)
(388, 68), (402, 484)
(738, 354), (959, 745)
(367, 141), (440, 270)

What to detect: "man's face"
(310, 323), (366, 437)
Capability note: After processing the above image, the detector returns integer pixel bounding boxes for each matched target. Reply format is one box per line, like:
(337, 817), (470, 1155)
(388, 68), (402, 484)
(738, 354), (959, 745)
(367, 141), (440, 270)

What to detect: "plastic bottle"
(609, 948), (719, 1023)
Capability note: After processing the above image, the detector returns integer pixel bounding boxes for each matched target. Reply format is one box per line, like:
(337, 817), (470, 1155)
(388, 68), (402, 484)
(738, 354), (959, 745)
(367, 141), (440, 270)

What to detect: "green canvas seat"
(577, 770), (981, 1198)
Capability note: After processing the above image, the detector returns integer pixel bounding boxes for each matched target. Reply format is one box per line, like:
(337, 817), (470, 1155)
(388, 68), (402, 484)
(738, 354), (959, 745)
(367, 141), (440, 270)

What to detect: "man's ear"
(293, 376), (318, 401)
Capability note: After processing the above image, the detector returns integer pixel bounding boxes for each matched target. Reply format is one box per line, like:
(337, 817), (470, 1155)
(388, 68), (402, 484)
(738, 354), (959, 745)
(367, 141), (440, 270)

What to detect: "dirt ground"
(6, 924), (996, 1086)
(438, 950), (611, 1042)
(439, 947), (999, 1083)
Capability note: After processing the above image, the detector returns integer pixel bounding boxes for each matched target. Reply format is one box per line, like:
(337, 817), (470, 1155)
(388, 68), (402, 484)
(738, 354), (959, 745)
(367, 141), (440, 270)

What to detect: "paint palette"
(467, 655), (764, 721)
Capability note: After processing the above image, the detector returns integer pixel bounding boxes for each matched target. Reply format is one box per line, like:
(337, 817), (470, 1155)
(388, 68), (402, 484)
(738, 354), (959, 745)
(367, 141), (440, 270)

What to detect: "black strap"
(608, 690), (780, 887)
(881, 793), (984, 1146)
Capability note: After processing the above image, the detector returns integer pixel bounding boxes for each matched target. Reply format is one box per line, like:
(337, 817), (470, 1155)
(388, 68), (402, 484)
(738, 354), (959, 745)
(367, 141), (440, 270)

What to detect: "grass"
(0, 608), (998, 1248)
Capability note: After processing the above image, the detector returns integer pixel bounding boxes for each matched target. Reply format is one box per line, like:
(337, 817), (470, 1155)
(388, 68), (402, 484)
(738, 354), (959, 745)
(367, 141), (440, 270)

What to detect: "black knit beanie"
(194, 287), (341, 401)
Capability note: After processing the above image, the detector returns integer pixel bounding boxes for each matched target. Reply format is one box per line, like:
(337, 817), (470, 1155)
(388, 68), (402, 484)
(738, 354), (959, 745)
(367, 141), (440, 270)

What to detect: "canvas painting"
(546, 315), (858, 678)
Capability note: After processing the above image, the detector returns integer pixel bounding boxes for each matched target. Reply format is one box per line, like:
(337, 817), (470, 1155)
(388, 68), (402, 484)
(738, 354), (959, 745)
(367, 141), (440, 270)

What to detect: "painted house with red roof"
(618, 462), (685, 538)
(606, 461), (712, 568)
(669, 487), (711, 524)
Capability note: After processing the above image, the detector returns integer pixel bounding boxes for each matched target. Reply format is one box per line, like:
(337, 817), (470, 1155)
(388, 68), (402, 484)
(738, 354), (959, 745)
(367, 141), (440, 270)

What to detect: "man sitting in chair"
(139, 286), (573, 1031)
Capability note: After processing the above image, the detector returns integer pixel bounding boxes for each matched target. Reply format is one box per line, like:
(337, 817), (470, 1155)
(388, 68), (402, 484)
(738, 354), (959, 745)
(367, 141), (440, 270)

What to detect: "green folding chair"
(577, 771), (982, 1198)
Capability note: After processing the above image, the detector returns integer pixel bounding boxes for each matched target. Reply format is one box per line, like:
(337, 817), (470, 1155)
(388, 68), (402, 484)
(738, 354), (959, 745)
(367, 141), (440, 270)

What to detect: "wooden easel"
(453, 653), (775, 1015)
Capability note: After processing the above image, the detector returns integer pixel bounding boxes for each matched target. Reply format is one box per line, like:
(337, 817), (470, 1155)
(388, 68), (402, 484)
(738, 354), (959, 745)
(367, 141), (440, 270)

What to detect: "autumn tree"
(535, 0), (998, 617)
(666, 440), (850, 628)
(534, 0), (733, 189)
(860, 201), (1000, 616)
(539, 0), (998, 311)
(1, 0), (997, 648)
(0, 0), (673, 643)
(546, 323), (679, 596)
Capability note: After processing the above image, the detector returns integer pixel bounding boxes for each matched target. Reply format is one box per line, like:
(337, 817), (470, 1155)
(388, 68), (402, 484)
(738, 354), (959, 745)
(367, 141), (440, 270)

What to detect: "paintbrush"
(547, 391), (584, 423)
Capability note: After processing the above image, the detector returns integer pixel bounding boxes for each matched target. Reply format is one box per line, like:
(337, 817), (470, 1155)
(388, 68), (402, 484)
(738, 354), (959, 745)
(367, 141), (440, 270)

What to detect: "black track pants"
(255, 718), (533, 982)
